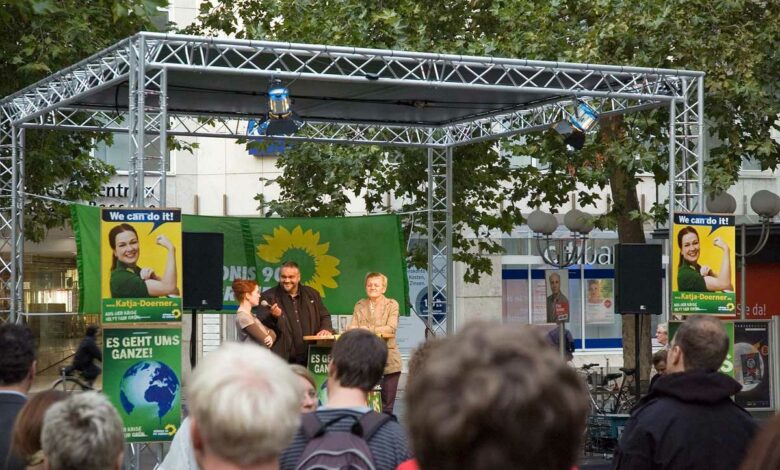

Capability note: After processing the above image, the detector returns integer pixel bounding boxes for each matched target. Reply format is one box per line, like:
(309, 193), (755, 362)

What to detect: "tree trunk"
(601, 116), (653, 386)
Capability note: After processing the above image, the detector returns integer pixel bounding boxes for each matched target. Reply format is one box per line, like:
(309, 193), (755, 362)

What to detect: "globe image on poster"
(119, 361), (180, 424)
(733, 342), (764, 392)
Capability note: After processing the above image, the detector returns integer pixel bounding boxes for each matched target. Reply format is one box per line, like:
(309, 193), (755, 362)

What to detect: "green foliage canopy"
(0, 0), (167, 241)
(187, 0), (779, 281)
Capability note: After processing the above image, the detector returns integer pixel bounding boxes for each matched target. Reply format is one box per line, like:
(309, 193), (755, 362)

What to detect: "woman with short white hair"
(348, 272), (401, 414)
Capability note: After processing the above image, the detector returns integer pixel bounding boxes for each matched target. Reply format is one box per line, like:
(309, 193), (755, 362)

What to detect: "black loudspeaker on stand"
(183, 232), (224, 368)
(615, 243), (663, 315)
(614, 243), (662, 401)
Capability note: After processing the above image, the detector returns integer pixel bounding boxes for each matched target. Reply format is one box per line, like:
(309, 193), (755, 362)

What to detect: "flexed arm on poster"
(144, 234), (179, 296)
(701, 237), (733, 292)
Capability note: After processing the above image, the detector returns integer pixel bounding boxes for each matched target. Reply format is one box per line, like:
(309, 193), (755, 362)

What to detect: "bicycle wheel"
(51, 377), (90, 392)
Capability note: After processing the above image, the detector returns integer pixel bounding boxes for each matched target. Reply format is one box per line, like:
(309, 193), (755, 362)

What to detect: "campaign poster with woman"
(672, 213), (735, 314)
(100, 208), (183, 323)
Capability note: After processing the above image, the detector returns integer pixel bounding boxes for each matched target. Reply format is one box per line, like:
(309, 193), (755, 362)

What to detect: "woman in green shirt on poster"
(108, 223), (179, 298)
(677, 226), (733, 292)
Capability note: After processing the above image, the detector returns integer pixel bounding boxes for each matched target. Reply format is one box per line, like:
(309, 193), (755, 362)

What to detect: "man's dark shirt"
(259, 284), (333, 364)
(0, 392), (26, 470)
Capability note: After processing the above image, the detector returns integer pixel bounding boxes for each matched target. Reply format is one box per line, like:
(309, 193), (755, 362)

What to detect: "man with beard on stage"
(260, 261), (333, 365)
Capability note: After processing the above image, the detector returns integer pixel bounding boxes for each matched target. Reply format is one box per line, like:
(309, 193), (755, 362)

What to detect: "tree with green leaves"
(186, 0), (779, 372)
(0, 0), (167, 241)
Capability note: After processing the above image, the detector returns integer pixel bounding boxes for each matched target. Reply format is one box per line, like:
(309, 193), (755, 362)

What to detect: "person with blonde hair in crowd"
(160, 361), (314, 470)
(289, 364), (317, 414)
(187, 343), (302, 470)
(41, 391), (124, 470)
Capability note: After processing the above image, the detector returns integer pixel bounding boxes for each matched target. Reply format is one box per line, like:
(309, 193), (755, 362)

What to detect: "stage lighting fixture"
(268, 79), (292, 119)
(552, 100), (599, 151)
(265, 79), (299, 136)
(569, 100), (598, 133)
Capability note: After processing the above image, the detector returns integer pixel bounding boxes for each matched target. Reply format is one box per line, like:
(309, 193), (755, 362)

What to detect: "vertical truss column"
(426, 146), (453, 336)
(128, 36), (167, 208)
(0, 121), (24, 323)
(670, 77), (705, 213)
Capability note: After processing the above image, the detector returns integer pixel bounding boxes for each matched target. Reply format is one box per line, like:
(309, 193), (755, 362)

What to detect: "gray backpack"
(295, 411), (394, 470)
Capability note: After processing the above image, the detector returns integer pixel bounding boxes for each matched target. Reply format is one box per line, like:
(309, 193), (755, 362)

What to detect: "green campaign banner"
(103, 327), (182, 443)
(100, 208), (183, 323)
(308, 346), (331, 407)
(244, 216), (408, 314)
(669, 320), (735, 378)
(72, 204), (409, 316)
(307, 344), (381, 412)
(671, 213), (736, 314)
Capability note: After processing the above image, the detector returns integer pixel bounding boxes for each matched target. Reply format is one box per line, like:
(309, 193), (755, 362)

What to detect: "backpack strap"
(302, 413), (365, 439)
(353, 412), (394, 440)
(301, 413), (325, 440)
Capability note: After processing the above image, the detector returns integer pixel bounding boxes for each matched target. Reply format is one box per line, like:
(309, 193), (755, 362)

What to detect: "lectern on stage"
(303, 333), (394, 412)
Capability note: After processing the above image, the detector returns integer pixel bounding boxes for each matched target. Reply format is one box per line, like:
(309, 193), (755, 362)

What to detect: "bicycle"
(602, 367), (637, 414)
(51, 366), (94, 392)
(580, 364), (637, 457)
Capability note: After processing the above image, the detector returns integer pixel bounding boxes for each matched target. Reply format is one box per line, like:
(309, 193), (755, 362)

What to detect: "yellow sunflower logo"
(257, 225), (341, 297)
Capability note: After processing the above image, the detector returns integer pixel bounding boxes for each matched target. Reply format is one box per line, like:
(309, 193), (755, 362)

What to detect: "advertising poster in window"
(733, 321), (771, 409)
(545, 269), (570, 323)
(671, 213), (736, 314)
(586, 279), (615, 325)
(100, 208), (183, 323)
(102, 327), (182, 443)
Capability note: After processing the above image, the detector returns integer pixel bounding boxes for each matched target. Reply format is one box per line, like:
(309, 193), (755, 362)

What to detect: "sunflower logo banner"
(243, 215), (409, 314)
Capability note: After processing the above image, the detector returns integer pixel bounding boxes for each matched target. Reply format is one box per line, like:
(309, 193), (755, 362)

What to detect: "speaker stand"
(190, 309), (198, 368)
(634, 313), (641, 401)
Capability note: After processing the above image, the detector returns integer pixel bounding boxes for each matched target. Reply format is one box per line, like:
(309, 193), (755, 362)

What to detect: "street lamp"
(706, 190), (780, 319)
(527, 208), (595, 268)
(527, 208), (595, 359)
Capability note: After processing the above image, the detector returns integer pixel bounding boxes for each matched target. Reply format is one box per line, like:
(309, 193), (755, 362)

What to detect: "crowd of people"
(5, 308), (780, 469)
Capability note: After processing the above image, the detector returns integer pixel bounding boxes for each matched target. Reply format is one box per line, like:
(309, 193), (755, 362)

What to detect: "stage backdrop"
(71, 204), (410, 315)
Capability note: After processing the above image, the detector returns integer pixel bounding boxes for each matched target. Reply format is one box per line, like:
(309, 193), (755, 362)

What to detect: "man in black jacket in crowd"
(613, 315), (757, 470)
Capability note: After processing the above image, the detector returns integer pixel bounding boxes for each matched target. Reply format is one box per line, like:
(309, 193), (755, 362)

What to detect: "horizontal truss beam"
(20, 96), (665, 148)
(2, 33), (701, 129)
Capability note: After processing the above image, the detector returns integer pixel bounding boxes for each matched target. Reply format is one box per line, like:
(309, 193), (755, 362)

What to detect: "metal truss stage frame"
(0, 33), (705, 334)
